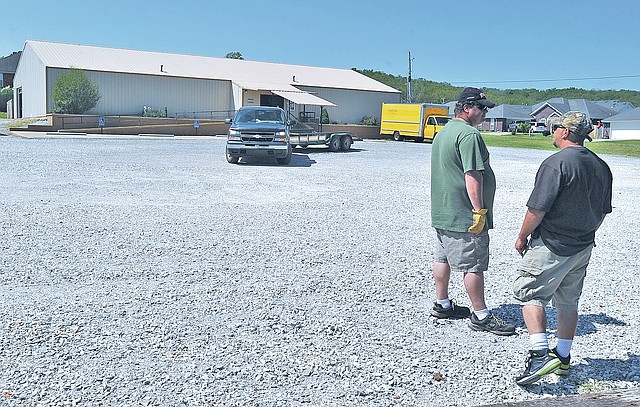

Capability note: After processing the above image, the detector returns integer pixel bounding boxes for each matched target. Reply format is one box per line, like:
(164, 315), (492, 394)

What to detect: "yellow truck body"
(380, 103), (450, 142)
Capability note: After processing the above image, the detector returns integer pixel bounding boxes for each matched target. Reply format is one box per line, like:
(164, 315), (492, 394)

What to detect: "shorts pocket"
(513, 268), (542, 303)
(516, 244), (551, 276)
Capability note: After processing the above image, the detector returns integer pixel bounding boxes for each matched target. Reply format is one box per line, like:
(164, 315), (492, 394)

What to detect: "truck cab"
(225, 106), (292, 165)
(423, 115), (450, 141)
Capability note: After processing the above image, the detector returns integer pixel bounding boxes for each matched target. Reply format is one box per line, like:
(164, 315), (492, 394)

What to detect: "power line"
(452, 74), (640, 86)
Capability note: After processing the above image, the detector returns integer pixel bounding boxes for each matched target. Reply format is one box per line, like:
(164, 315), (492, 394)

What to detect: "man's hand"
(468, 209), (488, 234)
(515, 236), (529, 256)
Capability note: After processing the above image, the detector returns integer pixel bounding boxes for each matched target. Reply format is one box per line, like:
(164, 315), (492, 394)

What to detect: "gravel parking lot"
(1, 134), (639, 406)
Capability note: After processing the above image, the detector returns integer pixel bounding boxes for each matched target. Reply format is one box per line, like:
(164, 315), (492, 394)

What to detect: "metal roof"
(24, 40), (400, 94)
(271, 90), (335, 106)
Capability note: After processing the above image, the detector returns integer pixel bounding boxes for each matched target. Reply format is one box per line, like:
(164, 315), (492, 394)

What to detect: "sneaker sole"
(430, 310), (469, 319)
(468, 323), (516, 336)
(554, 366), (570, 376)
(516, 359), (562, 386)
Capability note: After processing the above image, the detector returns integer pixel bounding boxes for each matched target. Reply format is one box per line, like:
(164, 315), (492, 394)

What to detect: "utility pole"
(407, 51), (413, 103)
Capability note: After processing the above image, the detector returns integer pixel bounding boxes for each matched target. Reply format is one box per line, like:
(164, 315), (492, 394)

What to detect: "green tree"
(353, 68), (640, 107)
(225, 51), (244, 60)
(52, 68), (101, 114)
(321, 107), (330, 124)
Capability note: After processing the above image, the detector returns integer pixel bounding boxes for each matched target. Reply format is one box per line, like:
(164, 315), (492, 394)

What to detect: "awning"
(271, 90), (336, 107)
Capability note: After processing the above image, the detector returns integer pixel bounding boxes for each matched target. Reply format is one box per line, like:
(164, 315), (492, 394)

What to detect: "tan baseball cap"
(552, 111), (594, 141)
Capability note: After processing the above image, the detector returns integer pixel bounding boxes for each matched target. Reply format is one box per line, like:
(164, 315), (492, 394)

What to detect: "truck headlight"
(273, 131), (288, 142)
(228, 130), (241, 141)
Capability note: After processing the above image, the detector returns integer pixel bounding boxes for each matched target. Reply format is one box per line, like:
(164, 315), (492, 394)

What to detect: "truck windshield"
(235, 109), (284, 124)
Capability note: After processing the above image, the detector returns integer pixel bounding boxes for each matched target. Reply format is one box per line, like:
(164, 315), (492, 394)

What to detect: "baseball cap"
(458, 87), (496, 108)
(553, 111), (594, 141)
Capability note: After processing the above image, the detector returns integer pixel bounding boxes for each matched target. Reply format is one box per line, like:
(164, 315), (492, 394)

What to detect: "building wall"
(532, 106), (557, 123)
(12, 44), (47, 118)
(296, 86), (401, 124)
(45, 68), (234, 118)
(610, 121), (640, 140)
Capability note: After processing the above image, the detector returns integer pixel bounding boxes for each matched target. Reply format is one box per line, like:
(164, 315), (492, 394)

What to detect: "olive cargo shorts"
(513, 237), (593, 309)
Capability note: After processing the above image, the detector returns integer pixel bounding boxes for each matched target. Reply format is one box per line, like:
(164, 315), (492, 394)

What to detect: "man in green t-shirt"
(429, 87), (515, 336)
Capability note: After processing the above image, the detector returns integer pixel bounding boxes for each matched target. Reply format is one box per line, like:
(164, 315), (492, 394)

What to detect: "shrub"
(519, 122), (531, 133)
(321, 107), (329, 124)
(52, 68), (101, 114)
(142, 106), (167, 117)
(360, 115), (379, 126)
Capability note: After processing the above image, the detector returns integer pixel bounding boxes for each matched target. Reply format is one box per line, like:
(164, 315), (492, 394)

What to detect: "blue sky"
(3, 0), (640, 91)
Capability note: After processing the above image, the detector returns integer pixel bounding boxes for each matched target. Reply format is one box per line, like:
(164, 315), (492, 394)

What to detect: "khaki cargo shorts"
(513, 237), (593, 309)
(434, 228), (489, 273)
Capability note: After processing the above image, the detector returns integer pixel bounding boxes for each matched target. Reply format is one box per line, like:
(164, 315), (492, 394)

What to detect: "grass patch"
(587, 140), (640, 158)
(481, 133), (640, 158)
(0, 112), (7, 119)
(578, 379), (617, 394)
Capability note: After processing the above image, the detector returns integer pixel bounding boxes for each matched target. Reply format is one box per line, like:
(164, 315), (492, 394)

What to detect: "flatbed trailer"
(289, 131), (360, 151)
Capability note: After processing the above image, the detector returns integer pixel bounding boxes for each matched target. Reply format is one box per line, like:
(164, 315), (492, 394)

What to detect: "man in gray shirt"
(513, 111), (613, 385)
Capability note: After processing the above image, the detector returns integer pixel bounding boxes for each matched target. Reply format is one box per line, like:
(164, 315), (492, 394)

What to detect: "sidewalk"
(3, 129), (223, 140)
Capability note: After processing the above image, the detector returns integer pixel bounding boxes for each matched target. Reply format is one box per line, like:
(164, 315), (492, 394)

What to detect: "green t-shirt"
(430, 119), (496, 232)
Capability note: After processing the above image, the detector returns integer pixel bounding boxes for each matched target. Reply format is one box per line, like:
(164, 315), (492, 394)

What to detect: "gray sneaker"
(430, 300), (470, 319)
(516, 349), (562, 386)
(468, 313), (515, 336)
(550, 347), (571, 376)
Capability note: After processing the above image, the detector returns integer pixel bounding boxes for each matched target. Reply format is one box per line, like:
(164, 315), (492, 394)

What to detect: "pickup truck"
(225, 106), (292, 165)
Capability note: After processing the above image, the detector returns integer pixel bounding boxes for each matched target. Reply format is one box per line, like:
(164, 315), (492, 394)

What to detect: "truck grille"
(241, 132), (275, 142)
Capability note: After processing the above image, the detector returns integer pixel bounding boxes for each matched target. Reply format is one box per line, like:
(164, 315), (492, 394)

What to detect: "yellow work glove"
(468, 209), (488, 234)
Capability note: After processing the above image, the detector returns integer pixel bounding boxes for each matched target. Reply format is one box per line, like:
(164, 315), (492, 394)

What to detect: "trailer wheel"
(340, 135), (352, 151)
(393, 131), (403, 141)
(328, 135), (341, 151)
(226, 147), (239, 164)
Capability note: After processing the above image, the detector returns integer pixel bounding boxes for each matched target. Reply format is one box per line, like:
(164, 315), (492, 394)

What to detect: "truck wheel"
(276, 146), (292, 165)
(226, 147), (239, 164)
(340, 135), (352, 151)
(328, 136), (341, 151)
(393, 131), (403, 141)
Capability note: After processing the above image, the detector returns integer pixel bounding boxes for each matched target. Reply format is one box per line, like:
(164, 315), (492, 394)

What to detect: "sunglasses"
(552, 124), (567, 132)
(471, 103), (489, 113)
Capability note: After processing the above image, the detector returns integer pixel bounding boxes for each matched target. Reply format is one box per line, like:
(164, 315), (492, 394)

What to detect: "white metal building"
(12, 40), (401, 123)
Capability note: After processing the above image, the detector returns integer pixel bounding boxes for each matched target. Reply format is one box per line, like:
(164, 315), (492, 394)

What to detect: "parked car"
(529, 122), (547, 133)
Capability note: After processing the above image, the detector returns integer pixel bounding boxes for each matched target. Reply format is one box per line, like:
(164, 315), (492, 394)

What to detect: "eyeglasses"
(552, 124), (567, 132)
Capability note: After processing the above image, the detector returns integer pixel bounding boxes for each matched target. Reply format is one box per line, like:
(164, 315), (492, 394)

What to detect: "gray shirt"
(527, 146), (613, 256)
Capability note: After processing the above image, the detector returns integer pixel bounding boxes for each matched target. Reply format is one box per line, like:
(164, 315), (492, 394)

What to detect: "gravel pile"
(1, 135), (639, 406)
